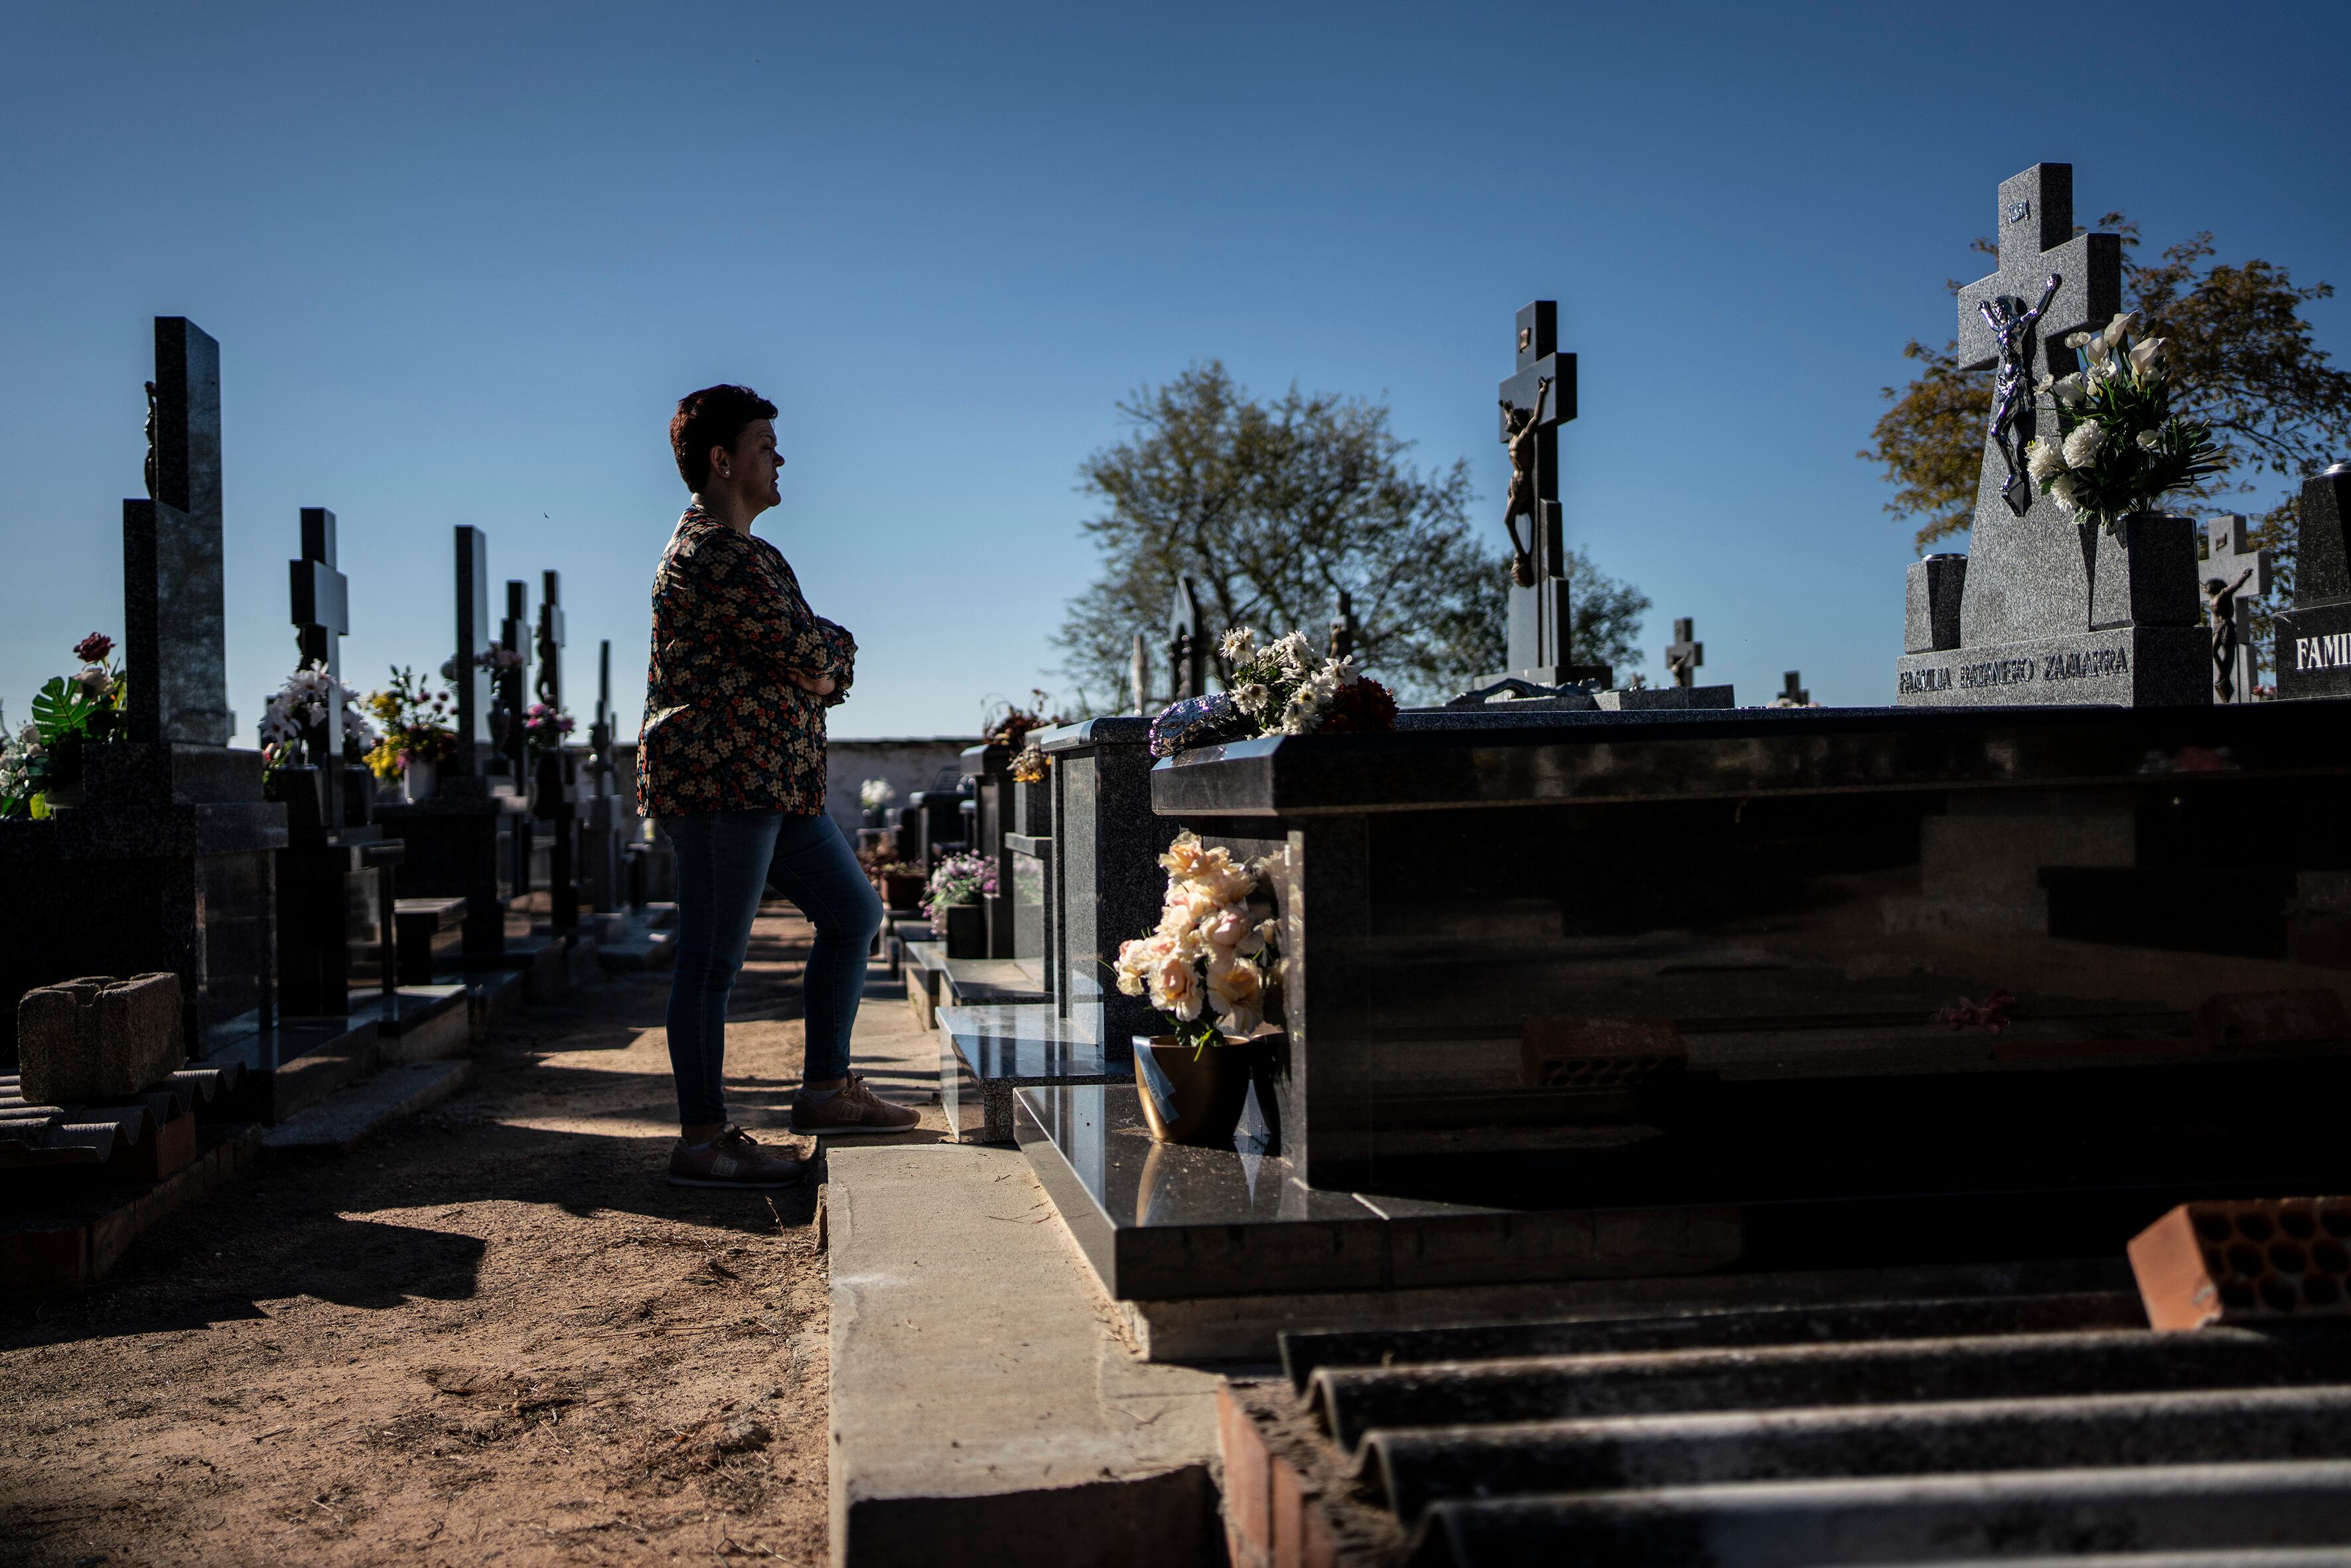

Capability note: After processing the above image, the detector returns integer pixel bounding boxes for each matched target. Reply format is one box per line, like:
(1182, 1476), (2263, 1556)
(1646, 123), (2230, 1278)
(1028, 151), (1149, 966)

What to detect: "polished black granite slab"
(1015, 1084), (1743, 1302)
(938, 1002), (1119, 1143)
(1016, 1074), (2351, 1306)
(1147, 697), (2351, 1184)
(1153, 698), (2351, 816)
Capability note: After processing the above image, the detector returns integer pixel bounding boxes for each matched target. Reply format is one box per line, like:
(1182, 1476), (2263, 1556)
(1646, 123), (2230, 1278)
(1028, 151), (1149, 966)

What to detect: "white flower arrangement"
(1113, 831), (1279, 1047)
(858, 777), (898, 813)
(2022, 311), (2223, 530)
(0, 721), (43, 812)
(259, 661), (378, 758)
(1219, 626), (1376, 736)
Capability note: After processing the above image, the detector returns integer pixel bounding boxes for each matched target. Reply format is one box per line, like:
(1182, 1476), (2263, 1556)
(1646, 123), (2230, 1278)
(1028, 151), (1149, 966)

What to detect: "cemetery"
(9, 146), (2351, 1568)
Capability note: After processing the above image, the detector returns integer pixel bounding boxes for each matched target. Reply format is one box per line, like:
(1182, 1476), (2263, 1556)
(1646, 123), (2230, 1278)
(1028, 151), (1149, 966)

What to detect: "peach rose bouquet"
(1112, 831), (1279, 1052)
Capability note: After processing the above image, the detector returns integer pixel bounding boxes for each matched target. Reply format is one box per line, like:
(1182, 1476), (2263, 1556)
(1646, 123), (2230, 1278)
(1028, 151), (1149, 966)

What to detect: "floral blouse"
(638, 505), (855, 820)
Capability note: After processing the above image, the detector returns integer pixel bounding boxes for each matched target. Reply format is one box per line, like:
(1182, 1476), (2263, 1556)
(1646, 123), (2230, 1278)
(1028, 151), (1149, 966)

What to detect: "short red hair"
(670, 384), (778, 489)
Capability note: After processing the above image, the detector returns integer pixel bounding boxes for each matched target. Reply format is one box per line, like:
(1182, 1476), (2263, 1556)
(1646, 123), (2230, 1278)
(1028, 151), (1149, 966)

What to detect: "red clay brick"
(2131, 1198), (2351, 1330)
(1220, 1383), (1274, 1568)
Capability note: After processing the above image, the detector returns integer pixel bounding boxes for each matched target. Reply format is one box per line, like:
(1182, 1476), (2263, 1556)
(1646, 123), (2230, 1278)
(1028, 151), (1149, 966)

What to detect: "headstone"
(451, 526), (494, 775)
(1475, 303), (1610, 690)
(1893, 163), (2206, 707)
(275, 504), (399, 1017)
(1666, 618), (1703, 687)
(376, 529), (518, 958)
(124, 319), (233, 746)
(287, 506), (350, 824)
(1328, 591), (1358, 662)
(534, 570), (581, 932)
(1166, 577), (1206, 702)
(498, 579), (533, 784)
(1774, 670), (1812, 707)
(1, 318), (286, 1063)
(2200, 514), (2272, 703)
(2273, 463), (2351, 701)
(581, 637), (624, 914)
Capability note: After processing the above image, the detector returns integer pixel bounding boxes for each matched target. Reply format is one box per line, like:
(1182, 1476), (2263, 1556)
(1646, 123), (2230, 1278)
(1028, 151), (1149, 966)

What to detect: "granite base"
(939, 1003), (1120, 1143)
(1894, 625), (2210, 707)
(1015, 1084), (1739, 1304)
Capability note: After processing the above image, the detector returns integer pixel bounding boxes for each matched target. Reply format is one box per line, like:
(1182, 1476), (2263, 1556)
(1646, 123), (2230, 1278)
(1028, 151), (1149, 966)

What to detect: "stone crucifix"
(2202, 514), (2273, 703)
(1950, 165), (2124, 649)
(1666, 618), (1703, 688)
(1494, 301), (1581, 680)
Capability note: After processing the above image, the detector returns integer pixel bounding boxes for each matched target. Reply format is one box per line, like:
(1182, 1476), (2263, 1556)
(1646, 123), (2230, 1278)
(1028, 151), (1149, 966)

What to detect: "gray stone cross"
(1666, 618), (1703, 688)
(1778, 670), (1810, 706)
(1951, 166), (2124, 648)
(2202, 513), (2273, 702)
(1956, 165), (2124, 522)
(1165, 576), (1205, 702)
(123, 318), (233, 747)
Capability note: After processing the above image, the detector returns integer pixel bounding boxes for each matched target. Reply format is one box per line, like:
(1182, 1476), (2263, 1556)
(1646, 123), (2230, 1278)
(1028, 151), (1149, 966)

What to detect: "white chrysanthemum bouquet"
(2024, 312), (2223, 530)
(1113, 831), (1279, 1050)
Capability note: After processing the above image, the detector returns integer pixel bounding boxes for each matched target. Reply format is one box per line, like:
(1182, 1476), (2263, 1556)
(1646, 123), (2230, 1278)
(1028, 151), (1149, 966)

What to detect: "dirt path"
(1, 906), (850, 1567)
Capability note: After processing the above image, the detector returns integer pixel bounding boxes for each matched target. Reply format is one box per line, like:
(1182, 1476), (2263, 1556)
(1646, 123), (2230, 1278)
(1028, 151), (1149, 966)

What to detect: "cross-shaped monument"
(450, 526), (494, 776)
(1166, 577), (1206, 702)
(2201, 514), (2273, 703)
(1895, 163), (2206, 707)
(498, 579), (534, 783)
(123, 318), (234, 747)
(1775, 670), (1811, 707)
(288, 506), (350, 822)
(1483, 301), (1603, 688)
(536, 569), (567, 713)
(1665, 618), (1703, 688)
(1328, 589), (1358, 662)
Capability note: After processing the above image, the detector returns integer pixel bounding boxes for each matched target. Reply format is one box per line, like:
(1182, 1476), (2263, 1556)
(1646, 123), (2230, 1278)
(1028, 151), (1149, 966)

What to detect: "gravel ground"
(1, 905), (848, 1567)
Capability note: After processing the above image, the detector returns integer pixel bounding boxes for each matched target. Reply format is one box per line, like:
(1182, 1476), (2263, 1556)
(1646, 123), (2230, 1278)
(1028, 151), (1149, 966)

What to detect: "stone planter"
(2088, 512), (2200, 631)
(881, 871), (926, 912)
(942, 902), (985, 958)
(1134, 1033), (1262, 1147)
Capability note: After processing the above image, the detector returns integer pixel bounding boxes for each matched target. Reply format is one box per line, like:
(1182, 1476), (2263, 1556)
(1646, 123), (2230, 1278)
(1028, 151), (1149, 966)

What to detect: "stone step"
(259, 1059), (472, 1160)
(1408, 1460), (2351, 1568)
(827, 1141), (1223, 1567)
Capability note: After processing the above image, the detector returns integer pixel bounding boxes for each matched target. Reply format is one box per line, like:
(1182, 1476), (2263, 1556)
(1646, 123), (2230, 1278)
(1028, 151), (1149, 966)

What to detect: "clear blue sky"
(1, 2), (2344, 737)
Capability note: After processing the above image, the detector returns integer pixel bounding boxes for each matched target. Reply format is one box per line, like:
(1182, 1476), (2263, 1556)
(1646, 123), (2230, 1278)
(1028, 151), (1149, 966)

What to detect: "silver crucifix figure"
(1979, 272), (2062, 516)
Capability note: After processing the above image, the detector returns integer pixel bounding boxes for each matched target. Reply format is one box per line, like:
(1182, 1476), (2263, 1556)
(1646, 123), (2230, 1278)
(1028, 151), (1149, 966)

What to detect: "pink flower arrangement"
(1113, 831), (1278, 1048)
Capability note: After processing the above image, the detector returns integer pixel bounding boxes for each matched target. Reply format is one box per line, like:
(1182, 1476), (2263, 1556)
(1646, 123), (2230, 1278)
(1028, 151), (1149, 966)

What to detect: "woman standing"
(641, 384), (914, 1190)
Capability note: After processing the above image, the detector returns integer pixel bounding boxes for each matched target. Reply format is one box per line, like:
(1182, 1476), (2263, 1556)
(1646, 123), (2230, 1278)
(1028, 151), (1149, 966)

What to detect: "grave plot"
(993, 161), (2351, 1369)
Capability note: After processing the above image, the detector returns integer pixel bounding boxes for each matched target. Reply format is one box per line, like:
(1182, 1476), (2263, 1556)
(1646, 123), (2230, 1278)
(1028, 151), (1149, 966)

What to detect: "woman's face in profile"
(719, 419), (784, 511)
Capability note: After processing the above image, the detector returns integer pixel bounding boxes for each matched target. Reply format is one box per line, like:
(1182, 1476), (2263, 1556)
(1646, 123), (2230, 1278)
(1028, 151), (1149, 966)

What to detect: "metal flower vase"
(1134, 1033), (1260, 1147)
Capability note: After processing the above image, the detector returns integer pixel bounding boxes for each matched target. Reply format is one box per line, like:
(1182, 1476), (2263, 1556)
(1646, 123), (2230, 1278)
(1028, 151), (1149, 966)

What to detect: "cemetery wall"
(824, 738), (977, 844)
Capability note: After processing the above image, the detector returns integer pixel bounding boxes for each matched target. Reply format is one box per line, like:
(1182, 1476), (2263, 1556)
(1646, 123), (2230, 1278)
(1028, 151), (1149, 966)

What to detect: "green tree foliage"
(1055, 362), (1649, 710)
(1864, 218), (2351, 555)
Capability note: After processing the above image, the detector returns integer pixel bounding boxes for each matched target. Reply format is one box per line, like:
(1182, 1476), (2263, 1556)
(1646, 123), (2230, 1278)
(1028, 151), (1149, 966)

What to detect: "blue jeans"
(664, 811), (884, 1129)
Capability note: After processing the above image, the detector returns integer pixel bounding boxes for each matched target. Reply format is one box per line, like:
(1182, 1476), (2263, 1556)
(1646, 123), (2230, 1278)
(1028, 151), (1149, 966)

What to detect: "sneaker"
(668, 1125), (806, 1188)
(789, 1074), (922, 1136)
